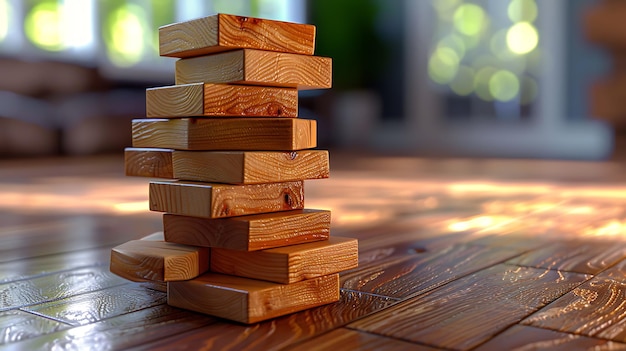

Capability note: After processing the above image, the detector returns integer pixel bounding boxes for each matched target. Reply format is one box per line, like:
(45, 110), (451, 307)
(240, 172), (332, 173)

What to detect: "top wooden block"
(159, 14), (316, 58)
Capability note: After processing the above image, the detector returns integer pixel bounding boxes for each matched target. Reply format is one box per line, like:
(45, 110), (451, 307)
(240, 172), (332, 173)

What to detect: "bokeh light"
(428, 46), (460, 84)
(0, 0), (10, 43)
(104, 3), (148, 67)
(450, 65), (475, 96)
(474, 66), (497, 101)
(508, 0), (538, 23)
(62, 0), (94, 49)
(490, 29), (515, 61)
(453, 4), (487, 37)
(489, 70), (520, 102)
(506, 22), (539, 55)
(439, 34), (466, 60)
(25, 1), (65, 51)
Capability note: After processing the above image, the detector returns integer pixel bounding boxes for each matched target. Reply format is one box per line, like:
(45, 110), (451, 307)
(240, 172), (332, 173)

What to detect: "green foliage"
(311, 0), (387, 90)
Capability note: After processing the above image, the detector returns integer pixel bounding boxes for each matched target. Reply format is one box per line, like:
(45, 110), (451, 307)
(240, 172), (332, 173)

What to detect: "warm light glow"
(508, 0), (538, 23)
(506, 22), (539, 55)
(584, 220), (626, 238)
(448, 221), (470, 232)
(105, 3), (148, 67)
(0, 0), (10, 42)
(428, 46), (460, 84)
(489, 70), (520, 102)
(447, 215), (513, 232)
(113, 201), (149, 213)
(453, 4), (487, 37)
(0, 178), (151, 215)
(448, 182), (554, 195)
(25, 1), (65, 51)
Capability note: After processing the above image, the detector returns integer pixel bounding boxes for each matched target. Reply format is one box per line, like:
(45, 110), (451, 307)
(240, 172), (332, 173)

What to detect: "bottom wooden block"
(110, 240), (209, 282)
(168, 273), (340, 324)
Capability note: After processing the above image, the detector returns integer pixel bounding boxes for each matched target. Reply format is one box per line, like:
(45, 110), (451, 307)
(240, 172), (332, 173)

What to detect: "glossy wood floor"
(3, 154), (626, 350)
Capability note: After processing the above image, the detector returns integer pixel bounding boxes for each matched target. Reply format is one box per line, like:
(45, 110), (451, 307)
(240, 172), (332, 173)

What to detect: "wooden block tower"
(111, 13), (358, 324)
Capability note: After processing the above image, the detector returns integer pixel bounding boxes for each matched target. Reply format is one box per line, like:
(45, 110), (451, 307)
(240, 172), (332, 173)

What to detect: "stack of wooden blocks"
(110, 14), (358, 324)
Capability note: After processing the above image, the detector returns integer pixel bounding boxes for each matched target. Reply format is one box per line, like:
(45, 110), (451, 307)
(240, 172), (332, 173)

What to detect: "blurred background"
(0, 0), (619, 160)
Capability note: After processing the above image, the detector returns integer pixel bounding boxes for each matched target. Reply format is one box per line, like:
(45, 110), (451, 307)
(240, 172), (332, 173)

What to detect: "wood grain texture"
(110, 240), (209, 282)
(0, 310), (70, 345)
(0, 266), (126, 311)
(167, 273), (340, 324)
(0, 214), (162, 264)
(9, 304), (217, 351)
(24, 284), (166, 326)
(522, 259), (626, 340)
(349, 265), (590, 350)
(175, 49), (332, 90)
(0, 247), (110, 284)
(163, 209), (330, 251)
(211, 236), (358, 284)
(124, 147), (174, 178)
(284, 328), (440, 351)
(146, 83), (298, 118)
(132, 118), (317, 151)
(159, 13), (316, 58)
(173, 150), (329, 184)
(341, 244), (524, 299)
(123, 150), (330, 184)
(506, 240), (626, 274)
(150, 180), (304, 219)
(131, 290), (396, 351)
(474, 325), (626, 351)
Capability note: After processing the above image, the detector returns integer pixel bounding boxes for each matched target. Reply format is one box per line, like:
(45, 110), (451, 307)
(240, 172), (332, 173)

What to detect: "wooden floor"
(4, 154), (626, 350)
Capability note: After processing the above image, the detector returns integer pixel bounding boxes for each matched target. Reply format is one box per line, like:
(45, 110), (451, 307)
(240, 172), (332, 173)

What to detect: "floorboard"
(2, 155), (626, 349)
(349, 265), (590, 350)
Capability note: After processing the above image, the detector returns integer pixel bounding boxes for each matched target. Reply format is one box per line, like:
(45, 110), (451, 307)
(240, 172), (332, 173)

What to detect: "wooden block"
(163, 209), (330, 251)
(175, 49), (332, 90)
(132, 118), (317, 151)
(173, 150), (329, 184)
(124, 149), (329, 184)
(167, 273), (340, 324)
(159, 13), (316, 58)
(146, 83), (298, 118)
(211, 237), (358, 284)
(150, 180), (304, 218)
(110, 240), (209, 282)
(125, 148), (174, 178)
